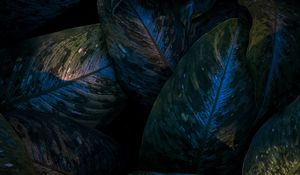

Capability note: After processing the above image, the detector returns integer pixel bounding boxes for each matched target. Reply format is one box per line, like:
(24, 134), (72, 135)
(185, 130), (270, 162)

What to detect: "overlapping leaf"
(243, 97), (300, 175)
(3, 109), (126, 175)
(188, 0), (244, 46)
(98, 0), (190, 106)
(0, 24), (127, 127)
(0, 114), (35, 175)
(140, 19), (257, 174)
(238, 0), (300, 118)
(0, 0), (80, 46)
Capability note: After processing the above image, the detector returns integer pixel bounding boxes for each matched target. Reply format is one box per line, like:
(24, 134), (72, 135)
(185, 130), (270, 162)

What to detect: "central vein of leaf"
(10, 63), (113, 105)
(204, 29), (239, 137)
(130, 1), (172, 70)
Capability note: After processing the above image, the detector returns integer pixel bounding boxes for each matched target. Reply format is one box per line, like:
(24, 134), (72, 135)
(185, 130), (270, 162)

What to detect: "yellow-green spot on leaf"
(181, 113), (189, 122)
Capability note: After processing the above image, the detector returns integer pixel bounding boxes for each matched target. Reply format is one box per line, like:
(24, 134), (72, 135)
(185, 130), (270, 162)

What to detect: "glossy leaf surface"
(243, 97), (300, 175)
(4, 109), (126, 175)
(98, 0), (188, 106)
(140, 19), (256, 174)
(0, 24), (127, 127)
(0, 114), (35, 175)
(238, 0), (300, 118)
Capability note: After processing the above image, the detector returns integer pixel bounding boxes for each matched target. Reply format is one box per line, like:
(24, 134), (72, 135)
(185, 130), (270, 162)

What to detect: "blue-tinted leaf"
(0, 24), (127, 127)
(0, 114), (35, 175)
(0, 0), (80, 46)
(238, 0), (300, 118)
(243, 97), (300, 175)
(188, 0), (241, 46)
(3, 109), (126, 175)
(98, 0), (187, 106)
(140, 19), (257, 174)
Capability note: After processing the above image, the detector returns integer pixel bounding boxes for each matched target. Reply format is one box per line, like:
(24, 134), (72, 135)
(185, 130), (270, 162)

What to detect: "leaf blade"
(238, 0), (300, 118)
(4, 109), (127, 175)
(0, 24), (127, 127)
(243, 97), (300, 175)
(98, 0), (187, 106)
(140, 18), (257, 174)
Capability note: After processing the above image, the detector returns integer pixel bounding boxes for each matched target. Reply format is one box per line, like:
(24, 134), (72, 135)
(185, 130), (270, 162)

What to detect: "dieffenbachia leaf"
(238, 0), (300, 118)
(243, 97), (300, 175)
(0, 0), (80, 46)
(140, 19), (257, 174)
(3, 109), (126, 175)
(0, 24), (127, 128)
(188, 0), (241, 46)
(97, 0), (188, 106)
(136, 0), (216, 24)
(0, 114), (35, 175)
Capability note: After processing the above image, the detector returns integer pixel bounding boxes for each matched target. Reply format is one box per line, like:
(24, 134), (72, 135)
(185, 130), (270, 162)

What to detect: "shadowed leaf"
(140, 19), (257, 174)
(188, 0), (242, 46)
(243, 97), (300, 175)
(0, 24), (127, 128)
(0, 114), (35, 175)
(98, 0), (188, 107)
(238, 0), (300, 118)
(3, 109), (126, 175)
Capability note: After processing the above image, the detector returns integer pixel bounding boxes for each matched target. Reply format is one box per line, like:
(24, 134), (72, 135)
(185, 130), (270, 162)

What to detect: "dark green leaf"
(0, 114), (35, 175)
(188, 0), (240, 46)
(238, 0), (300, 118)
(140, 19), (257, 174)
(3, 109), (126, 175)
(98, 0), (188, 106)
(0, 24), (127, 127)
(243, 97), (300, 175)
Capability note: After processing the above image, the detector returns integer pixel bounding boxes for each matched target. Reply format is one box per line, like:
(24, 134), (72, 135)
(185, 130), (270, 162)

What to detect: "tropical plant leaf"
(0, 24), (127, 128)
(238, 0), (300, 118)
(188, 0), (243, 46)
(139, 18), (257, 174)
(136, 0), (216, 23)
(0, 0), (80, 46)
(3, 109), (126, 175)
(243, 97), (300, 175)
(98, 0), (189, 107)
(0, 114), (35, 175)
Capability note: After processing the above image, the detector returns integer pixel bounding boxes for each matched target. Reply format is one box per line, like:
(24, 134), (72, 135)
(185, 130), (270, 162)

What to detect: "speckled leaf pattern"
(0, 114), (35, 175)
(4, 109), (126, 175)
(140, 19), (257, 174)
(98, 0), (187, 106)
(238, 0), (300, 118)
(0, 0), (80, 45)
(243, 97), (300, 175)
(0, 24), (127, 127)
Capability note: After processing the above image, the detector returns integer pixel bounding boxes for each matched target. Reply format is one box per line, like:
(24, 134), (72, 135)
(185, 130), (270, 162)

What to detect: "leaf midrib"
(8, 63), (113, 105)
(203, 30), (238, 138)
(129, 1), (171, 70)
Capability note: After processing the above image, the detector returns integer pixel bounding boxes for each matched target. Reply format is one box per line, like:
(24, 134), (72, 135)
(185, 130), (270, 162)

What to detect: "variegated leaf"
(4, 109), (126, 175)
(140, 19), (256, 174)
(243, 97), (300, 175)
(0, 24), (127, 128)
